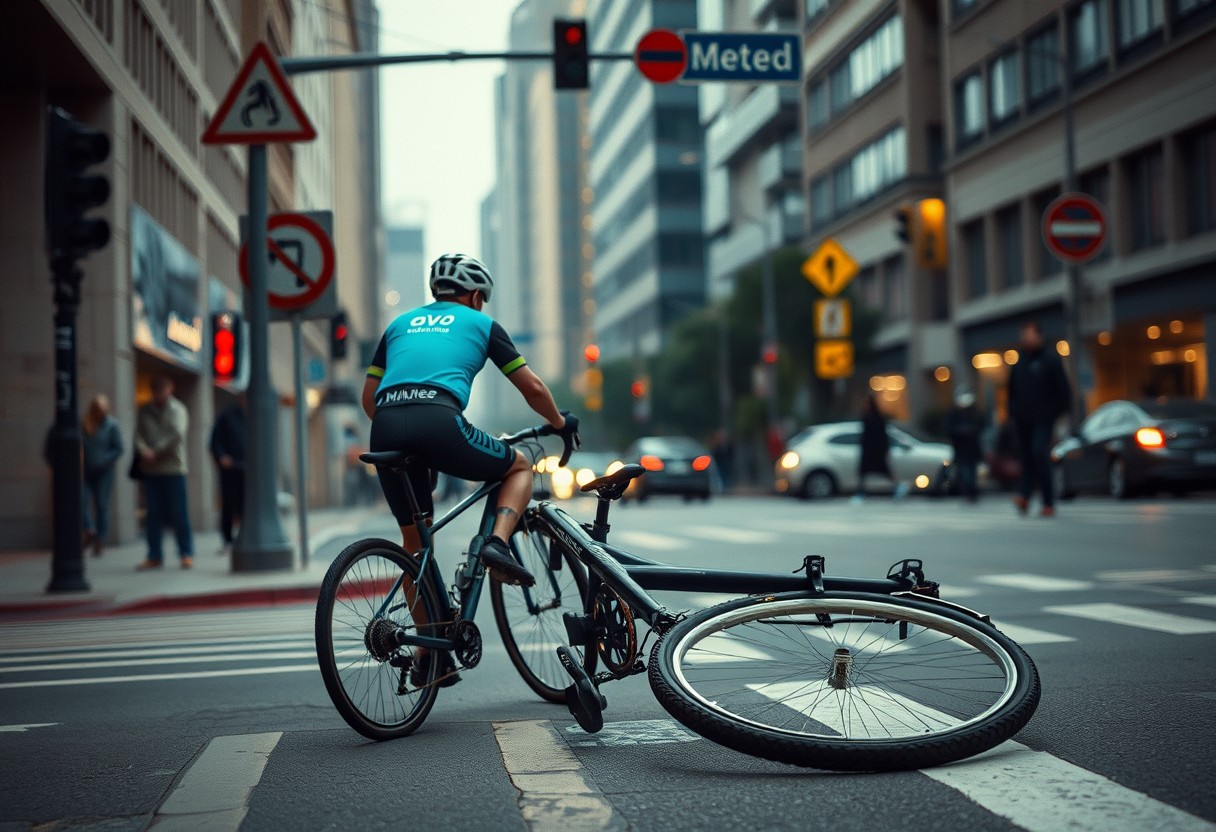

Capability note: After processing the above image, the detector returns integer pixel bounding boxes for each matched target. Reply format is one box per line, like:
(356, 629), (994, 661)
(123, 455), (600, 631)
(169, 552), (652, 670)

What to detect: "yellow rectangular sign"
(814, 339), (854, 380)
(814, 299), (852, 339)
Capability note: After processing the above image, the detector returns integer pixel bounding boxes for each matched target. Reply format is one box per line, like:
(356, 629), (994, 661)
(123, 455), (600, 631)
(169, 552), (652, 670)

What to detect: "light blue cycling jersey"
(367, 301), (526, 410)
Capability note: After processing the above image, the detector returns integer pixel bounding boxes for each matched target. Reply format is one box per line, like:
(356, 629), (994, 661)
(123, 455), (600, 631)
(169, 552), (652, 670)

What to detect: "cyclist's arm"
(508, 366), (564, 430)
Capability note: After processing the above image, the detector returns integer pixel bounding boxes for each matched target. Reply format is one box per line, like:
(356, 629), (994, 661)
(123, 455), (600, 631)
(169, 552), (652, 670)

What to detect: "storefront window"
(996, 204), (1024, 290)
(1127, 144), (1165, 251)
(1183, 123), (1216, 235)
(963, 219), (987, 299)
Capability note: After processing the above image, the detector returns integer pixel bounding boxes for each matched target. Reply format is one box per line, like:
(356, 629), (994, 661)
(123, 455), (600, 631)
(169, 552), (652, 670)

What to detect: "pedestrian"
(853, 394), (906, 502)
(209, 396), (246, 556)
(1006, 320), (1072, 517)
(133, 375), (194, 569)
(709, 428), (735, 492)
(947, 390), (985, 503)
(80, 394), (124, 556)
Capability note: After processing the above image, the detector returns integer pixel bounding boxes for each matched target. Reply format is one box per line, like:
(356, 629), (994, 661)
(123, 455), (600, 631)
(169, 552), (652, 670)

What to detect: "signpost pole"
(1061, 37), (1088, 432)
(291, 312), (310, 569)
(233, 143), (293, 572)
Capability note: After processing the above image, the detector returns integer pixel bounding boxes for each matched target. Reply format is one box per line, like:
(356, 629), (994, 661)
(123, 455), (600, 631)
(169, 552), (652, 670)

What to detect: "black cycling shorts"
(369, 397), (516, 526)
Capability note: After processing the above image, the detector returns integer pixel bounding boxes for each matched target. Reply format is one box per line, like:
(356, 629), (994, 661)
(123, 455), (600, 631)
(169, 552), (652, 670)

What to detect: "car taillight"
(1135, 427), (1165, 449)
(640, 455), (665, 471)
(692, 455), (711, 471)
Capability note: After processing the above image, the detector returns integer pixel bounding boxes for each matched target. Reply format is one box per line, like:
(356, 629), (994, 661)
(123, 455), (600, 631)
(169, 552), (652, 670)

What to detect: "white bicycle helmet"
(429, 253), (494, 301)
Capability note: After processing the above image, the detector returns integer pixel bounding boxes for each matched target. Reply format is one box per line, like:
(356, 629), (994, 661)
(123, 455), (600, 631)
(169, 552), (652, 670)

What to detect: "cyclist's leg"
(491, 451), (533, 542)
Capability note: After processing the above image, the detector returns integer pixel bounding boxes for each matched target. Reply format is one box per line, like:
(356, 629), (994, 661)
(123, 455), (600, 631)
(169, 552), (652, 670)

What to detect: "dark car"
(624, 436), (714, 501)
(1051, 399), (1216, 499)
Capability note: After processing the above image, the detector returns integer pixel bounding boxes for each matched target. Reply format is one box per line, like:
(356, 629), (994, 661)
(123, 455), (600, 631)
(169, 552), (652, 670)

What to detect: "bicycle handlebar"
(501, 419), (578, 467)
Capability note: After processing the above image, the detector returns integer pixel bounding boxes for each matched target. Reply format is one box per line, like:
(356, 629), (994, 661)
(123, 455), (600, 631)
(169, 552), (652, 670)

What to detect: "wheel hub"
(364, 617), (401, 663)
(828, 647), (853, 690)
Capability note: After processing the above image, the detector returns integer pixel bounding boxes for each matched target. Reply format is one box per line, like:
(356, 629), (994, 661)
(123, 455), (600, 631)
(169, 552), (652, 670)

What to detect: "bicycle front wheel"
(649, 591), (1040, 771)
(315, 538), (442, 740)
(490, 521), (590, 702)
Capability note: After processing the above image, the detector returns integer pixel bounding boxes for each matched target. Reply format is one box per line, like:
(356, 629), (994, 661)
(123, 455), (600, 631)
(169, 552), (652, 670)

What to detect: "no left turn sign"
(240, 212), (335, 314)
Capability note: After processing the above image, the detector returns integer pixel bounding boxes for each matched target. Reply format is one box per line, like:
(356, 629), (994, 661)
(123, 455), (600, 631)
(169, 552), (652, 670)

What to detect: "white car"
(775, 422), (953, 499)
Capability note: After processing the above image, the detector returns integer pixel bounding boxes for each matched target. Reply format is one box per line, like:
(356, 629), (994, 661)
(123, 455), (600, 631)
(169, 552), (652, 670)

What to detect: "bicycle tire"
(490, 520), (592, 702)
(315, 538), (443, 740)
(649, 591), (1040, 771)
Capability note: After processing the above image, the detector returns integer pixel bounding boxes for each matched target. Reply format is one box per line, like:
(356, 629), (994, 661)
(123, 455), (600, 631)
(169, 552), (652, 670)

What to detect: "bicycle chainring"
(592, 586), (637, 674)
(451, 619), (482, 669)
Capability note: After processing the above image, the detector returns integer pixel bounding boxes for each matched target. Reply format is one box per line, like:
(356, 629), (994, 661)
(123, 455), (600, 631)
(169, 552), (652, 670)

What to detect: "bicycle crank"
(557, 645), (606, 733)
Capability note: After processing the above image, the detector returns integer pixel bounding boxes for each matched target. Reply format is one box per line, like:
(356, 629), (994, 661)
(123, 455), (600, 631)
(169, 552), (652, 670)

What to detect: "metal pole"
(1060, 37), (1088, 433)
(47, 257), (88, 592)
(280, 50), (634, 76)
(233, 144), (293, 571)
(717, 306), (731, 433)
(291, 313), (309, 569)
(759, 221), (779, 429)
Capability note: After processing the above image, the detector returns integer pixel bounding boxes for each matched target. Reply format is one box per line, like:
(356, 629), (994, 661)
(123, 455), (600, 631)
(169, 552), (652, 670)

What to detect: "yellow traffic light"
(915, 198), (947, 270)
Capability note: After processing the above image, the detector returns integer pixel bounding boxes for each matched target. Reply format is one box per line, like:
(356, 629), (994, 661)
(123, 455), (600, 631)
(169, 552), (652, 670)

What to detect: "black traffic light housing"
(554, 19), (589, 89)
(330, 311), (349, 360)
(44, 107), (111, 259)
(894, 205), (912, 244)
(212, 311), (242, 385)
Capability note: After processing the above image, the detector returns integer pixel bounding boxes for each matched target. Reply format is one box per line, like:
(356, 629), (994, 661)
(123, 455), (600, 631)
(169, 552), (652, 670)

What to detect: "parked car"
(542, 450), (624, 500)
(1051, 399), (1216, 499)
(623, 436), (714, 501)
(775, 422), (953, 499)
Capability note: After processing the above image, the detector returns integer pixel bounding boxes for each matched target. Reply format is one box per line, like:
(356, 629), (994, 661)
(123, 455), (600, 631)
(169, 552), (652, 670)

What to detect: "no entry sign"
(1042, 192), (1107, 264)
(634, 29), (687, 84)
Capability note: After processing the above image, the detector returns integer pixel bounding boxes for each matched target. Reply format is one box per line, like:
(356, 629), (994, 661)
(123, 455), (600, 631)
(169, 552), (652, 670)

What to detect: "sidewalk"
(0, 505), (382, 620)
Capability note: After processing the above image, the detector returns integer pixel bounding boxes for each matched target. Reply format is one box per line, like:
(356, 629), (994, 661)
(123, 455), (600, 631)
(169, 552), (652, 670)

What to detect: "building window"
(811, 175), (832, 225)
(1175, 0), (1216, 25)
(1115, 0), (1163, 50)
(833, 164), (852, 215)
(963, 219), (987, 299)
(806, 0), (830, 22)
(1127, 144), (1165, 251)
(996, 204), (1024, 290)
(1183, 123), (1216, 235)
(851, 126), (907, 205)
(989, 51), (1021, 126)
(1026, 24), (1060, 108)
(1033, 186), (1063, 278)
(808, 82), (829, 132)
(826, 16), (903, 116)
(955, 72), (984, 147)
(883, 255), (907, 321)
(1071, 0), (1110, 77)
(858, 265), (881, 309)
(1078, 166), (1112, 261)
(829, 63), (852, 113)
(952, 0), (979, 16)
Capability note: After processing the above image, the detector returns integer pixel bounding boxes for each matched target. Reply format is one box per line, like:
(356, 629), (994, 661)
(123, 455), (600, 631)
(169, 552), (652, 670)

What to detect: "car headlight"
(778, 451), (800, 470)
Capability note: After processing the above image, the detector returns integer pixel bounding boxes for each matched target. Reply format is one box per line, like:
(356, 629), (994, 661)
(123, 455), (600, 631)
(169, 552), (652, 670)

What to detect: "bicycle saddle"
(581, 463), (646, 499)
(359, 451), (419, 469)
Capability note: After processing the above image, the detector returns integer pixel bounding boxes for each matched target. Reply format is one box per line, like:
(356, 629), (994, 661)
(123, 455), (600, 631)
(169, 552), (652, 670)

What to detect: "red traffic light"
(583, 344), (600, 363)
(212, 313), (240, 382)
(631, 380), (646, 398)
(334, 324), (348, 341)
(762, 345), (778, 365)
(563, 25), (583, 45)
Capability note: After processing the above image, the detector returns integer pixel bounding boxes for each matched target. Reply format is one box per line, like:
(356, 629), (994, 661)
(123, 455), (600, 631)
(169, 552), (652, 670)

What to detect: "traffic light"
(893, 205), (912, 244)
(330, 311), (349, 360)
(553, 19), (590, 89)
(915, 198), (948, 269)
(44, 107), (111, 259)
(583, 343), (602, 410)
(583, 343), (600, 363)
(630, 377), (648, 399)
(761, 344), (778, 365)
(212, 311), (242, 384)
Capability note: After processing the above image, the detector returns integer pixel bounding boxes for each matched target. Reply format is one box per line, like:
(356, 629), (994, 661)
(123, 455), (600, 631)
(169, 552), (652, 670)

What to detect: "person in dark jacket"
(854, 394), (903, 502)
(81, 395), (124, 556)
(1006, 320), (1072, 516)
(209, 397), (246, 555)
(947, 391), (985, 502)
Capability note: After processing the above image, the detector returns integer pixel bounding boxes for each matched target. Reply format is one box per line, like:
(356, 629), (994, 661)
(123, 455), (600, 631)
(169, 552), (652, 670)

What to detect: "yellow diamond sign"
(802, 238), (858, 298)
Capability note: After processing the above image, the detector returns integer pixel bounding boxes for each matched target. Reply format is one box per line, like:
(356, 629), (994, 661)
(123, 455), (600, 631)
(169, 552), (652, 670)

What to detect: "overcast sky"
(376, 1), (517, 270)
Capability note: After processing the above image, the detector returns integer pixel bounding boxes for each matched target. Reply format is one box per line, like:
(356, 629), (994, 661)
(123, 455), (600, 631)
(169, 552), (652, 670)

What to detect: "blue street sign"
(681, 32), (801, 84)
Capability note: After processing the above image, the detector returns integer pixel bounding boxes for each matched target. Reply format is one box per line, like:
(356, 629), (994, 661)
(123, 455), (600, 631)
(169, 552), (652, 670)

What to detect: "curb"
(107, 585), (321, 615)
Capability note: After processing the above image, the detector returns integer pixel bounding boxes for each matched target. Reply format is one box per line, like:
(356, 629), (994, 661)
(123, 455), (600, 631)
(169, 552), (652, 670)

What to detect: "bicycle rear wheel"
(316, 538), (443, 740)
(649, 591), (1040, 771)
(490, 520), (590, 702)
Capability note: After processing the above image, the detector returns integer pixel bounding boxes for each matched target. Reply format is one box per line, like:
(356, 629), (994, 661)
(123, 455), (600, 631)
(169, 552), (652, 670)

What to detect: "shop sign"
(131, 204), (202, 371)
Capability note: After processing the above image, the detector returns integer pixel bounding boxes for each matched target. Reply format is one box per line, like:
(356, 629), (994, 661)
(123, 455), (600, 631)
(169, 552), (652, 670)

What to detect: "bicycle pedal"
(557, 646), (606, 733)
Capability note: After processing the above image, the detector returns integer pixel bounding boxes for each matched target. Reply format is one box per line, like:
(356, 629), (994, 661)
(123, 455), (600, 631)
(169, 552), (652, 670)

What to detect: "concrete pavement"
(0, 505), (382, 620)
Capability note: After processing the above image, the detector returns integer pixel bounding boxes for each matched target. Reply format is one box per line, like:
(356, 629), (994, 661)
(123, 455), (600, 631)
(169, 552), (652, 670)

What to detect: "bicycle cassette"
(592, 585), (637, 674)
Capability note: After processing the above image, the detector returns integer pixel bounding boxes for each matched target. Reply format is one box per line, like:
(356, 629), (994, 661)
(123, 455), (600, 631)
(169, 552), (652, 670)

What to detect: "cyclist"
(362, 252), (579, 591)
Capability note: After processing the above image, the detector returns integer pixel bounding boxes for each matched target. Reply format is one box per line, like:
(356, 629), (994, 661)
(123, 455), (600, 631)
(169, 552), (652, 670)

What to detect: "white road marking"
(0, 640), (315, 664)
(493, 720), (624, 832)
(152, 732), (281, 832)
(1043, 603), (1216, 635)
(746, 680), (961, 736)
(612, 530), (686, 551)
(1184, 596), (1216, 608)
(0, 723), (59, 732)
(1095, 569), (1216, 583)
(0, 664), (317, 690)
(989, 622), (1075, 645)
(926, 741), (1216, 832)
(0, 650), (315, 674)
(563, 719), (700, 748)
(935, 584), (981, 599)
(682, 525), (780, 545)
(976, 574), (1094, 591)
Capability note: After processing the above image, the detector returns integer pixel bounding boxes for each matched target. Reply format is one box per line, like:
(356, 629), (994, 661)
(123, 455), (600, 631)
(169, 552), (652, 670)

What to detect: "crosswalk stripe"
(613, 530), (686, 551)
(682, 525), (780, 545)
(1184, 596), (1216, 608)
(989, 622), (1075, 645)
(977, 574), (1095, 592)
(0, 663), (318, 690)
(0, 639), (314, 664)
(1094, 568), (1216, 583)
(0, 650), (316, 675)
(1044, 603), (1216, 635)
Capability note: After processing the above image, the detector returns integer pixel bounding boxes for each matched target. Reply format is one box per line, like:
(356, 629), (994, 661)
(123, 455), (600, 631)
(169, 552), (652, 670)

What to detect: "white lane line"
(152, 732), (281, 832)
(493, 720), (624, 832)
(976, 574), (1094, 591)
(926, 741), (1216, 832)
(0, 723), (59, 733)
(613, 530), (686, 551)
(1184, 596), (1216, 608)
(1043, 603), (1216, 635)
(989, 622), (1076, 645)
(0, 633), (311, 658)
(682, 525), (781, 545)
(0, 650), (316, 674)
(936, 585), (981, 599)
(563, 719), (700, 748)
(1095, 569), (1216, 583)
(0, 664), (317, 690)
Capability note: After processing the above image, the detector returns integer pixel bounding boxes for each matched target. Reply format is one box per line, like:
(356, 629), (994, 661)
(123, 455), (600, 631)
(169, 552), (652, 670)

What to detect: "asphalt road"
(2, 491), (1215, 831)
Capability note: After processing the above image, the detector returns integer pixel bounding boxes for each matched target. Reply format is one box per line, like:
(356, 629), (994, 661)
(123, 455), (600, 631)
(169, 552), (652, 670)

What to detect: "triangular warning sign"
(202, 42), (316, 145)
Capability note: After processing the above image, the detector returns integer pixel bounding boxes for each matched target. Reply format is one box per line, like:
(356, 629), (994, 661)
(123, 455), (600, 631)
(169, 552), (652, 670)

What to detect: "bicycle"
(315, 423), (1040, 772)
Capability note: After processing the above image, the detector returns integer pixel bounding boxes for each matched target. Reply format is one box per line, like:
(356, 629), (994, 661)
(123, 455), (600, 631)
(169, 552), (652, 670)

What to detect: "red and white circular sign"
(634, 29), (687, 84)
(1042, 192), (1107, 264)
(240, 213), (335, 310)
